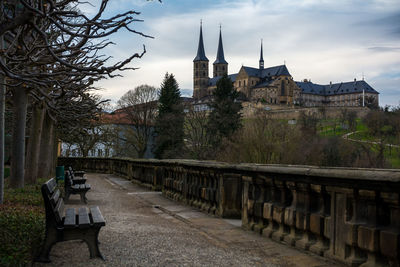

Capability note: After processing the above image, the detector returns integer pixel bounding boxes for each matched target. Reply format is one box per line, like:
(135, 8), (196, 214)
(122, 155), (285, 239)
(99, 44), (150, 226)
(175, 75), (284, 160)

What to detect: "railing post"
(379, 192), (400, 266)
(217, 173), (241, 218)
(262, 177), (276, 238)
(271, 180), (289, 242)
(309, 184), (330, 255)
(241, 176), (251, 229)
(295, 183), (314, 250)
(283, 181), (298, 246)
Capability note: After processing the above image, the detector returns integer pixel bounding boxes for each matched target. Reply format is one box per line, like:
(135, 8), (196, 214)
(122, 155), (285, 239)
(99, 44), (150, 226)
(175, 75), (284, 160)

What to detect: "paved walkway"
(34, 173), (342, 267)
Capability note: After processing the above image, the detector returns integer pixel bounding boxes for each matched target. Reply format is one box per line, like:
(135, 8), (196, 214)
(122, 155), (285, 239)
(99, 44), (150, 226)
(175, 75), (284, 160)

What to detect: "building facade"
(193, 25), (379, 107)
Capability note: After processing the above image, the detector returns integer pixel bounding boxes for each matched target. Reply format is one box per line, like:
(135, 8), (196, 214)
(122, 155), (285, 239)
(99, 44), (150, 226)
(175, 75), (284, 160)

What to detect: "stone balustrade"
(58, 157), (400, 266)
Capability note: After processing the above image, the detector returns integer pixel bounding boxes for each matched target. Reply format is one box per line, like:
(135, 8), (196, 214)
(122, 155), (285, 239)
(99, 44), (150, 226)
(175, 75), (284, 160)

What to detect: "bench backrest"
(64, 170), (74, 187)
(68, 166), (77, 176)
(41, 178), (64, 227)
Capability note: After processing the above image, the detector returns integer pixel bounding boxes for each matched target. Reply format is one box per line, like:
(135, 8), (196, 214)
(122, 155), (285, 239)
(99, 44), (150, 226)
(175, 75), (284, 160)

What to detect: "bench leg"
(35, 228), (58, 263)
(65, 190), (70, 202)
(83, 228), (104, 260)
(79, 192), (88, 204)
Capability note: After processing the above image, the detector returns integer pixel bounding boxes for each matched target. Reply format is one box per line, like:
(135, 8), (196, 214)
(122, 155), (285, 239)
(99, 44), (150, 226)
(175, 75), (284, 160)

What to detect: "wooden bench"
(65, 171), (91, 204)
(68, 166), (86, 177)
(65, 169), (86, 185)
(36, 178), (105, 262)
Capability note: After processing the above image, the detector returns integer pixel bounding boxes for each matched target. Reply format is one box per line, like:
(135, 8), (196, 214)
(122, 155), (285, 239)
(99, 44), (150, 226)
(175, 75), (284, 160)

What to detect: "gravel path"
(33, 173), (341, 267)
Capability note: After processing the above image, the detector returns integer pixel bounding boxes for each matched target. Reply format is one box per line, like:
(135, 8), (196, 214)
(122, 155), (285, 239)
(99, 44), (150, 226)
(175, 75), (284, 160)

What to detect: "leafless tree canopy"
(117, 84), (159, 158)
(1, 0), (155, 98)
(0, 0), (159, 189)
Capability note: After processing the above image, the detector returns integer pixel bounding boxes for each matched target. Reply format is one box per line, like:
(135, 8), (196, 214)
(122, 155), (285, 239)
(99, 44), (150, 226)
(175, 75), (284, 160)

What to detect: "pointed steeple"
(214, 25), (227, 64)
(194, 21), (208, 62)
(259, 39), (264, 69)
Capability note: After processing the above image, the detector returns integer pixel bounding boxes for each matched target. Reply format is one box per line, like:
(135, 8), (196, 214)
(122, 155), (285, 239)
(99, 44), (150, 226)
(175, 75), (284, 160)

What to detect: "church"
(193, 24), (379, 107)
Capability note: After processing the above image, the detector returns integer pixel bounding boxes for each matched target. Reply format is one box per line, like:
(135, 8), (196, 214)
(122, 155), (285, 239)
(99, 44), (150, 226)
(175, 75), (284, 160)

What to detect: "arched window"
(239, 81), (241, 86)
(203, 71), (206, 77)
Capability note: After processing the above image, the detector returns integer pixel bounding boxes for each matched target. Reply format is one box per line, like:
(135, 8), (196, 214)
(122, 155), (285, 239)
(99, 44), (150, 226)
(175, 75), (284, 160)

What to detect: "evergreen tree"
(207, 74), (242, 145)
(153, 73), (184, 158)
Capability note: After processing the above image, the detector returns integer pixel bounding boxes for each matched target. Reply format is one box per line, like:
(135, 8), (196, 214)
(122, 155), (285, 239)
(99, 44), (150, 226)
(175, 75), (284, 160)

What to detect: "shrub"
(0, 178), (46, 266)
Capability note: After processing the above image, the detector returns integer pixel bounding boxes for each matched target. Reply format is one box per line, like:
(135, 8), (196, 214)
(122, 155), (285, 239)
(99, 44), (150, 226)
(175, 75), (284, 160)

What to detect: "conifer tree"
(153, 73), (184, 158)
(207, 74), (242, 145)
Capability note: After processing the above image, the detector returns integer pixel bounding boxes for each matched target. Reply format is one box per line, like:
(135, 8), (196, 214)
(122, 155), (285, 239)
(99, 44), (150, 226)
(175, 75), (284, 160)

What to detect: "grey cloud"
(368, 47), (400, 52)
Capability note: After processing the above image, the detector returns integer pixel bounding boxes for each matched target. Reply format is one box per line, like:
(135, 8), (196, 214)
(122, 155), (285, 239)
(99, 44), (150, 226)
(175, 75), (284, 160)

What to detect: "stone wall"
(241, 104), (370, 120)
(58, 157), (400, 266)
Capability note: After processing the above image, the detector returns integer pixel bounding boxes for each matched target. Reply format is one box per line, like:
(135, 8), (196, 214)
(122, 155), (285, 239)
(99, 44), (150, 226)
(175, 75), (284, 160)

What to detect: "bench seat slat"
(90, 206), (106, 227)
(54, 199), (65, 224)
(44, 178), (57, 195)
(64, 208), (76, 228)
(50, 189), (60, 207)
(72, 178), (87, 184)
(78, 207), (91, 228)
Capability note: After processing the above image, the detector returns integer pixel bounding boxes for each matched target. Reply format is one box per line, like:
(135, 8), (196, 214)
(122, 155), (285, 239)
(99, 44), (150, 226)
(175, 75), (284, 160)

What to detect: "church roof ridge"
(242, 64), (291, 77)
(295, 80), (379, 95)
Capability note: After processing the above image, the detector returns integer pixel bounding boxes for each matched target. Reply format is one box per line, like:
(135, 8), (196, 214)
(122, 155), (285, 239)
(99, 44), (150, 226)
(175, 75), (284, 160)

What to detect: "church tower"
(213, 26), (228, 78)
(193, 22), (209, 99)
(259, 39), (264, 69)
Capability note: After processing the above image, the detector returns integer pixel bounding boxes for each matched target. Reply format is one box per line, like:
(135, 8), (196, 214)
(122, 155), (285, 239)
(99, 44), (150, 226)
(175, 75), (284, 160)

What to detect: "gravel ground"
(33, 173), (341, 267)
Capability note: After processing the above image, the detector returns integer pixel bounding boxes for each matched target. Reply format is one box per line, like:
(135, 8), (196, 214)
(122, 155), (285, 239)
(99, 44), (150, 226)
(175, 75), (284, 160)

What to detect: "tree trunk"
(25, 103), (45, 184)
(51, 130), (58, 177)
(0, 36), (5, 202)
(38, 111), (55, 179)
(10, 88), (28, 189)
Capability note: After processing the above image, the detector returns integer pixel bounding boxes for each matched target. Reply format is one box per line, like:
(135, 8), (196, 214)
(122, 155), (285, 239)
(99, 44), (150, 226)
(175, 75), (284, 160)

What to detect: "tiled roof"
(243, 65), (291, 78)
(209, 74), (237, 86)
(295, 80), (379, 96)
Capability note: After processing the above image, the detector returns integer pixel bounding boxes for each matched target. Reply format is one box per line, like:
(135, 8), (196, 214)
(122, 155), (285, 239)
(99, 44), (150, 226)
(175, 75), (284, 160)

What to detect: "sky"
(82, 0), (400, 107)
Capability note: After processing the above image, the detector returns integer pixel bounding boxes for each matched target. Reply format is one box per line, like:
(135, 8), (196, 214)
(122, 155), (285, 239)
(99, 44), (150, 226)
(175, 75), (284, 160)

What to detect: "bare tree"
(117, 85), (158, 158)
(184, 107), (212, 159)
(0, 0), (159, 191)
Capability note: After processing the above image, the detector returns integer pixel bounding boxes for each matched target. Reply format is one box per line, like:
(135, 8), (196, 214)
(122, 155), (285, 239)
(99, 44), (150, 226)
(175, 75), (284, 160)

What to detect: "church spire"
(214, 25), (227, 64)
(194, 21), (208, 62)
(212, 24), (228, 78)
(259, 39), (264, 69)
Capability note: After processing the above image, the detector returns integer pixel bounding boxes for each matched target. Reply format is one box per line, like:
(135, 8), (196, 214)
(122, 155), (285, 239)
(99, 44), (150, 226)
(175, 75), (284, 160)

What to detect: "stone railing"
(58, 157), (400, 266)
(58, 157), (242, 218)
